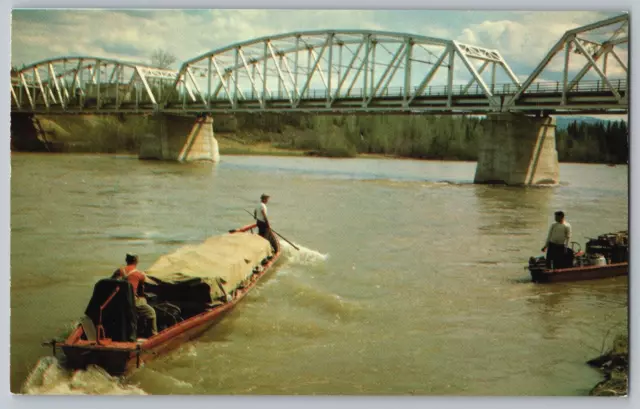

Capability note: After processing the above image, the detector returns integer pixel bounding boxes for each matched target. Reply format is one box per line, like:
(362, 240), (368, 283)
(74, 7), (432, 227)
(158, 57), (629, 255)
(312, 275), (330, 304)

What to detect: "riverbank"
(216, 133), (407, 160)
(587, 333), (628, 396)
(10, 112), (628, 164)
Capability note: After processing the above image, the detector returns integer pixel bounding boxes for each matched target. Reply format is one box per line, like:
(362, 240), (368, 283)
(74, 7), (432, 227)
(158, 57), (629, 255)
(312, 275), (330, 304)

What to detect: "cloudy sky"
(11, 9), (625, 75)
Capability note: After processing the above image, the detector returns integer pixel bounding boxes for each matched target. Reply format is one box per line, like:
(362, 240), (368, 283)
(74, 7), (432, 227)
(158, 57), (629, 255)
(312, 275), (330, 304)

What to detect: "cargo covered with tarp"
(145, 232), (273, 307)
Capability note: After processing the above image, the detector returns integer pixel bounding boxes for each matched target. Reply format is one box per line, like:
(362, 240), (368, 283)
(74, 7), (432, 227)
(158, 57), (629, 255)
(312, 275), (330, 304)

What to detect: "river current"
(9, 153), (628, 395)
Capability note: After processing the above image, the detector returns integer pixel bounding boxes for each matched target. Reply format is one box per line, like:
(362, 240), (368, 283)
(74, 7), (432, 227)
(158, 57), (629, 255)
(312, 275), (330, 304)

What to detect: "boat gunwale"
(529, 261), (628, 283)
(533, 261), (628, 275)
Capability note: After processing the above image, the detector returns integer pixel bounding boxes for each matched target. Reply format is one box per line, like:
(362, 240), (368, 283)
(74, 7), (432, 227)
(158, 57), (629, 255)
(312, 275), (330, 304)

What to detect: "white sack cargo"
(146, 232), (273, 300)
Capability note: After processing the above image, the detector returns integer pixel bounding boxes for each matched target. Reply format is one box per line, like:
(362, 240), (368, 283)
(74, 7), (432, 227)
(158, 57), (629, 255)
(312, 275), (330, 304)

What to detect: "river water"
(10, 153), (628, 395)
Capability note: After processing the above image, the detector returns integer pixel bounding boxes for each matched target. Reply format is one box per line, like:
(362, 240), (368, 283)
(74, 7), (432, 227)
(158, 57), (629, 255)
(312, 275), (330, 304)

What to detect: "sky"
(11, 9), (626, 74)
(10, 9), (629, 119)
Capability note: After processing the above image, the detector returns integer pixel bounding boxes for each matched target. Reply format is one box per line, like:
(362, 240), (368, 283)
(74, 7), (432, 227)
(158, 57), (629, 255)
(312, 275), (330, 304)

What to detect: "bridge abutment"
(474, 113), (559, 186)
(139, 114), (220, 162)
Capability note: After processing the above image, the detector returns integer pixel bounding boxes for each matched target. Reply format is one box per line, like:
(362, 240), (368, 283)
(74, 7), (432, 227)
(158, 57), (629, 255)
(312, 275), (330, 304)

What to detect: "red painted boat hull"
(55, 224), (281, 376)
(529, 262), (628, 283)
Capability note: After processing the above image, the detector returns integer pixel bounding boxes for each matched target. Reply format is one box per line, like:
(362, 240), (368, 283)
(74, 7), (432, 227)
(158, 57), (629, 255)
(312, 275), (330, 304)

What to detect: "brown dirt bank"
(587, 334), (628, 396)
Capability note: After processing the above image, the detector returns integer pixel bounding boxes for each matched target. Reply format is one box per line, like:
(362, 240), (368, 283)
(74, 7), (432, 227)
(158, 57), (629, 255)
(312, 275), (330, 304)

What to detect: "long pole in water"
(244, 209), (300, 251)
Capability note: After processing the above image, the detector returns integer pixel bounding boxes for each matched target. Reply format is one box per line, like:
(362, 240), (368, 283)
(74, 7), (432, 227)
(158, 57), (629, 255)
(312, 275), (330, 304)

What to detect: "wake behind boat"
(43, 223), (281, 376)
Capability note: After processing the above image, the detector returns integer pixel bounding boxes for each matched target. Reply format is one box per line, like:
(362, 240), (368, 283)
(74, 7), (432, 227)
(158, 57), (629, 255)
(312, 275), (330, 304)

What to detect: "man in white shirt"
(254, 193), (279, 252)
(541, 211), (572, 269)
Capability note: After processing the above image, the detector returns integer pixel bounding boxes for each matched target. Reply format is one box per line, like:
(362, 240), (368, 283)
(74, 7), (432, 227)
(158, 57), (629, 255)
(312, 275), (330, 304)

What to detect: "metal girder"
(186, 68), (207, 105)
(48, 63), (64, 108)
(174, 30), (517, 111)
(456, 43), (503, 62)
(10, 82), (19, 107)
(34, 68), (49, 108)
(267, 42), (293, 103)
(134, 66), (157, 105)
(331, 39), (366, 103)
(310, 48), (329, 90)
(407, 46), (449, 104)
(505, 13), (628, 111)
(452, 42), (495, 103)
(345, 38), (373, 99)
(20, 72), (35, 109)
(11, 19), (627, 115)
(211, 57), (234, 105)
(11, 56), (178, 112)
(366, 42), (406, 104)
(572, 39), (622, 102)
(609, 49), (628, 73)
(238, 48), (264, 105)
(295, 41), (329, 107)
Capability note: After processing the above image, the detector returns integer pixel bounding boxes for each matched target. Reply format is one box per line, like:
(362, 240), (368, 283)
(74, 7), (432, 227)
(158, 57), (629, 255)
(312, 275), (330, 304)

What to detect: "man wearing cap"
(113, 254), (158, 338)
(254, 194), (279, 252)
(541, 211), (572, 269)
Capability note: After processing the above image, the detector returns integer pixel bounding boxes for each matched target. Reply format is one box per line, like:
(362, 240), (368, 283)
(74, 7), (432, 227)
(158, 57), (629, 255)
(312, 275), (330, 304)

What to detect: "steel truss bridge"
(10, 13), (628, 116)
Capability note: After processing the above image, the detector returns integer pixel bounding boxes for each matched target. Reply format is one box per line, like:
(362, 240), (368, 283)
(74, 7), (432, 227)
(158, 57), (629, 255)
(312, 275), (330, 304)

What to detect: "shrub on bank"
(27, 115), (154, 153)
(14, 112), (628, 164)
(587, 333), (628, 396)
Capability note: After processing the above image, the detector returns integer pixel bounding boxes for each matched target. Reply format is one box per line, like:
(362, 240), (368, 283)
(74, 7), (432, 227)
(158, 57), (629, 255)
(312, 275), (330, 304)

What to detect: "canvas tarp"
(146, 232), (273, 300)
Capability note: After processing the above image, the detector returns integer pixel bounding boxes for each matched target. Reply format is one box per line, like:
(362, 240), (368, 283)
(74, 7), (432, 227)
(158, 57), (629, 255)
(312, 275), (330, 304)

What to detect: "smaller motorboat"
(527, 230), (628, 283)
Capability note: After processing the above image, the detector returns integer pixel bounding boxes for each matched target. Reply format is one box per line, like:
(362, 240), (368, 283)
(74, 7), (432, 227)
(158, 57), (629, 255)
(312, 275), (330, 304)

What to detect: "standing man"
(254, 193), (280, 253)
(541, 211), (572, 269)
(114, 254), (158, 338)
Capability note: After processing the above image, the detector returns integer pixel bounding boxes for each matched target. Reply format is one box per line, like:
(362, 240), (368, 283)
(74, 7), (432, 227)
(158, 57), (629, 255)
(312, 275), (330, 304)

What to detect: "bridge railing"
(12, 76), (627, 109)
(161, 78), (627, 104)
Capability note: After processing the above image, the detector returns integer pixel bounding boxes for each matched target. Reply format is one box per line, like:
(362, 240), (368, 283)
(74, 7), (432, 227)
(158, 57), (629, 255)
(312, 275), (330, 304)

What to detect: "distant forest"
(556, 120), (628, 164)
(219, 113), (629, 164)
(15, 113), (628, 164)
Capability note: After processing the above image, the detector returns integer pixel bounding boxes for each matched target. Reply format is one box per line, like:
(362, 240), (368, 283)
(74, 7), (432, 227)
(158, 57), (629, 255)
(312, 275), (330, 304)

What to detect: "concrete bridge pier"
(139, 114), (220, 162)
(474, 113), (559, 186)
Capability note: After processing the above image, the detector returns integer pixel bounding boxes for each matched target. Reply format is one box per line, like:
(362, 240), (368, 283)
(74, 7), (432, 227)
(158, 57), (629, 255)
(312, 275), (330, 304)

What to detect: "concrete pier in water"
(140, 115), (220, 162)
(474, 113), (559, 186)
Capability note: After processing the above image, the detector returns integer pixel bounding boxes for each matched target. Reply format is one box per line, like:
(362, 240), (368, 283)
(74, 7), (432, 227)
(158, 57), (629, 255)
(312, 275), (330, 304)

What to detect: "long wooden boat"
(527, 230), (628, 284)
(43, 223), (281, 376)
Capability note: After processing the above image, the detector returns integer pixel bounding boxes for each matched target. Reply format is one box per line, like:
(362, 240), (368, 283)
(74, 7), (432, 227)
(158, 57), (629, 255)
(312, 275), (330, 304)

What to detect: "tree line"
(556, 120), (628, 164)
(218, 113), (628, 163)
(11, 110), (628, 164)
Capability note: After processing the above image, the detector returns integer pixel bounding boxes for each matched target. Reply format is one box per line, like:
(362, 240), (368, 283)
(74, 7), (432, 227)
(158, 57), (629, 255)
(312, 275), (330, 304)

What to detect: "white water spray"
(280, 240), (328, 266)
(21, 356), (146, 395)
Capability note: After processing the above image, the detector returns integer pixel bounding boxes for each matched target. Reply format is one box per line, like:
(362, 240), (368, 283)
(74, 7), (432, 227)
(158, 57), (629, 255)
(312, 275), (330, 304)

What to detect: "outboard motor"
(529, 255), (546, 270)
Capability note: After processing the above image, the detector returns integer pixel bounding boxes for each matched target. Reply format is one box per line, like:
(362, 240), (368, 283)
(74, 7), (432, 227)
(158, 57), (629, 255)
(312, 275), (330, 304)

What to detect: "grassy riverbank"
(216, 134), (306, 157)
(587, 333), (628, 396)
(11, 113), (628, 164)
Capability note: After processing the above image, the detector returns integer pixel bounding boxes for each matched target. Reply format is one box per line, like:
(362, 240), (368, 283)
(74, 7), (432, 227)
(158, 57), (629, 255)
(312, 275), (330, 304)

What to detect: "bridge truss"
(9, 13), (628, 115)
(505, 13), (628, 113)
(10, 56), (178, 113)
(169, 30), (521, 113)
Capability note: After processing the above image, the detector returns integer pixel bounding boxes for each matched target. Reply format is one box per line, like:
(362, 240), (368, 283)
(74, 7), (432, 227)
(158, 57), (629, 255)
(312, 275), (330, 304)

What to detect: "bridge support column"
(139, 114), (220, 162)
(474, 113), (559, 185)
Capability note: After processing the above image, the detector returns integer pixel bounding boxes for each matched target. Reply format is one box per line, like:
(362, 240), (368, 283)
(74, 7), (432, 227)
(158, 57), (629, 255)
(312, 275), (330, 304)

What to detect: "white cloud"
(11, 9), (390, 68)
(11, 8), (626, 98)
(456, 11), (618, 69)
